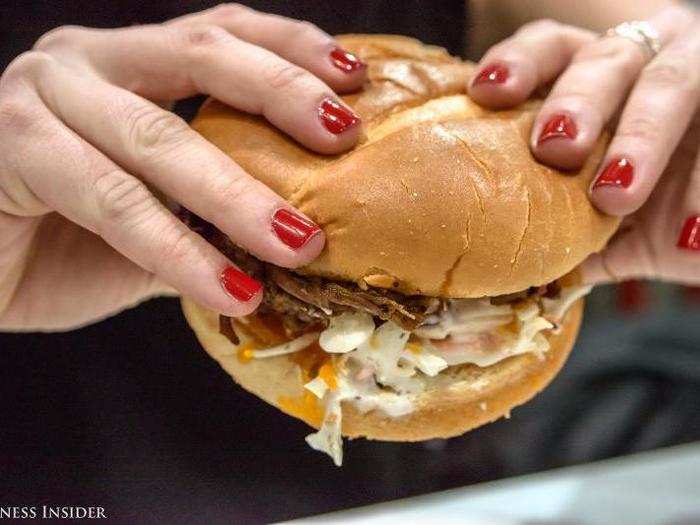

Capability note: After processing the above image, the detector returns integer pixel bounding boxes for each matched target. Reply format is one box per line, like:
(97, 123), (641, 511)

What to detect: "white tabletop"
(285, 442), (700, 525)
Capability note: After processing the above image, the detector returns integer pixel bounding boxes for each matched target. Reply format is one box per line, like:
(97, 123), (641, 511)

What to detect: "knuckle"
(289, 19), (323, 39)
(1, 51), (54, 86)
(183, 24), (230, 47)
(123, 102), (192, 161)
(616, 114), (660, 144)
(642, 59), (698, 96)
(521, 18), (561, 35)
(154, 226), (197, 271)
(0, 95), (35, 136)
(92, 169), (155, 229)
(262, 62), (310, 91)
(210, 2), (250, 20)
(575, 37), (642, 69)
(213, 171), (258, 208)
(33, 25), (84, 51)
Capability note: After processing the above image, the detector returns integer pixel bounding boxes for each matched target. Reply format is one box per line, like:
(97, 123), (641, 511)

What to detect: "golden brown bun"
(190, 34), (620, 298)
(182, 297), (583, 441)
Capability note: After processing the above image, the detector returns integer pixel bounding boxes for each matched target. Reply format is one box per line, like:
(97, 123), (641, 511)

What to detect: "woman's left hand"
(468, 5), (700, 286)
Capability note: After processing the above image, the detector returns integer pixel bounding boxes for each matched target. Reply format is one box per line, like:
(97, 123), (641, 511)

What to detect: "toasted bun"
(183, 297), (582, 440)
(190, 34), (620, 298)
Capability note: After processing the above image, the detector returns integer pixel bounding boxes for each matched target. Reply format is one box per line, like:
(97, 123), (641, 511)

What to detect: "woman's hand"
(467, 5), (700, 286)
(0, 4), (366, 330)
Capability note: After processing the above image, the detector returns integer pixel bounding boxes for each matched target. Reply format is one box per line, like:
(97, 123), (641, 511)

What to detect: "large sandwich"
(182, 35), (620, 465)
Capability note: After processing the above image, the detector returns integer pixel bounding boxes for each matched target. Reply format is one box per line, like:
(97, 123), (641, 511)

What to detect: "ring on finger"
(603, 20), (662, 58)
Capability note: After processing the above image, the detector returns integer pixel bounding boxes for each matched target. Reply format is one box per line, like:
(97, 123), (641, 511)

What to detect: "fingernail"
(272, 208), (321, 250)
(677, 215), (700, 251)
(220, 266), (262, 302)
(330, 47), (366, 73)
(592, 157), (634, 190)
(538, 114), (577, 144)
(472, 63), (509, 86)
(319, 98), (360, 134)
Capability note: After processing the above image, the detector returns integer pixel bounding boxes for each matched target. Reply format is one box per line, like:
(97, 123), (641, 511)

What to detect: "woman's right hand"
(0, 4), (366, 331)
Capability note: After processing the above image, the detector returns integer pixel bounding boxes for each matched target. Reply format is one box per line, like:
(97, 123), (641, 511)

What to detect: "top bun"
(191, 34), (620, 298)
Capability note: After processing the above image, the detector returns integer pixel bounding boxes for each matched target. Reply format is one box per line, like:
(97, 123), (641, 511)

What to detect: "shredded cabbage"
(248, 333), (319, 359)
(249, 285), (590, 465)
(318, 311), (374, 353)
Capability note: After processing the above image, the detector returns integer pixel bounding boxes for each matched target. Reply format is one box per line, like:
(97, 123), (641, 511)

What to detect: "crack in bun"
(191, 34), (620, 297)
(183, 34), (619, 448)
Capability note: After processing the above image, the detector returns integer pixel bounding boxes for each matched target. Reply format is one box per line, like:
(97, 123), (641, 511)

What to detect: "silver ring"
(604, 21), (661, 58)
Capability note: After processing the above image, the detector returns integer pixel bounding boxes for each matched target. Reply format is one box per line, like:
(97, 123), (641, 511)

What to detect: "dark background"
(2, 290), (699, 524)
(2, 2), (700, 524)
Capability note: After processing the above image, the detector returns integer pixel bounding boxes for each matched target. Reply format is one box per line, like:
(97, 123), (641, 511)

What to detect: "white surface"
(284, 443), (700, 525)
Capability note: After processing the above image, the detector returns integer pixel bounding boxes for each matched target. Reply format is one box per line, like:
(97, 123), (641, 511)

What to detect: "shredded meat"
(267, 266), (438, 330)
(180, 210), (562, 341)
(219, 315), (239, 345)
(490, 281), (561, 305)
(179, 210), (441, 338)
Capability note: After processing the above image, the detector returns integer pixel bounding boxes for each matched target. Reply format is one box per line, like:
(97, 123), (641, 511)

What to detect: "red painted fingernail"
(677, 215), (700, 251)
(272, 208), (321, 250)
(330, 47), (366, 73)
(538, 114), (578, 144)
(319, 98), (360, 134)
(220, 266), (261, 302)
(472, 63), (509, 86)
(593, 157), (634, 189)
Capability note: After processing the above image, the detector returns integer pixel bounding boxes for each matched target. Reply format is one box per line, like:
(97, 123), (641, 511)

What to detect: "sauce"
(279, 342), (337, 420)
(234, 313), (288, 347)
(278, 390), (324, 427)
(235, 314), (335, 422)
(406, 341), (423, 354)
(318, 361), (338, 390)
(290, 341), (329, 382)
(236, 342), (256, 363)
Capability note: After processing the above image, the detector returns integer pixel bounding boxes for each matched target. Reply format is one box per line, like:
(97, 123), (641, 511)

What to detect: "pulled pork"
(179, 209), (560, 345)
(179, 210), (441, 341)
(228, 238), (441, 333)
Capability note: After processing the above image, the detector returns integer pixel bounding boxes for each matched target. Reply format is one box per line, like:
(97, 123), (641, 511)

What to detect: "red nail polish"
(272, 208), (321, 250)
(330, 47), (366, 73)
(319, 98), (360, 134)
(472, 63), (509, 86)
(593, 158), (634, 189)
(538, 114), (577, 144)
(677, 215), (700, 251)
(220, 266), (261, 302)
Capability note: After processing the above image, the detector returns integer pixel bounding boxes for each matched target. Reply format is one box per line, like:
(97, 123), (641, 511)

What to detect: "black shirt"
(1, 1), (467, 70)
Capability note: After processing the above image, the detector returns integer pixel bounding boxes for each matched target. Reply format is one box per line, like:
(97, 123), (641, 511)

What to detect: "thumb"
(579, 228), (657, 285)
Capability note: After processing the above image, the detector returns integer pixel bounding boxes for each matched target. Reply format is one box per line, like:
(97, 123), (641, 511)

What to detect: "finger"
(589, 20), (700, 215)
(579, 229), (655, 285)
(0, 87), (261, 317)
(675, 133), (700, 257)
(28, 52), (325, 269)
(582, 128), (700, 286)
(35, 24), (361, 155)
(468, 19), (595, 109)
(0, 216), (173, 331)
(169, 3), (367, 93)
(581, 208), (700, 286)
(532, 7), (694, 171)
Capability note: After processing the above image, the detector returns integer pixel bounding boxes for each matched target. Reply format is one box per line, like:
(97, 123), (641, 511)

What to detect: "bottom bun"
(182, 298), (583, 441)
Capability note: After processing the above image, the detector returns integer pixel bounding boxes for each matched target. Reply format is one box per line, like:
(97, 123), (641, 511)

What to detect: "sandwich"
(182, 35), (620, 465)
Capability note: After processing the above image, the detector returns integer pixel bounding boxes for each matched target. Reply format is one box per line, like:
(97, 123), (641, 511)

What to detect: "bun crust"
(190, 34), (620, 298)
(182, 297), (583, 441)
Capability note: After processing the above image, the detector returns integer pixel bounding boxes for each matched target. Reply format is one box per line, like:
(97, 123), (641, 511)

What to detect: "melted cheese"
(278, 390), (324, 428)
